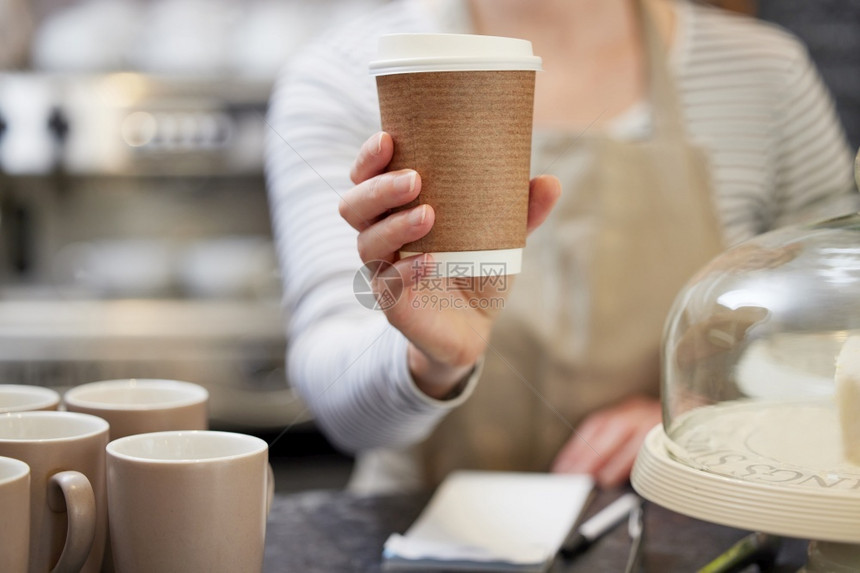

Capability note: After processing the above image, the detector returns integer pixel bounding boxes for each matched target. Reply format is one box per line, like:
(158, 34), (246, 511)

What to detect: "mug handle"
(266, 463), (275, 514)
(47, 470), (96, 573)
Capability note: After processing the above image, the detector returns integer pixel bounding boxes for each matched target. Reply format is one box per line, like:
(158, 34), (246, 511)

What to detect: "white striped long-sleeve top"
(265, 0), (856, 454)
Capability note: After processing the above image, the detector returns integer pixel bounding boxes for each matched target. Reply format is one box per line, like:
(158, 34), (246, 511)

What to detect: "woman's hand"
(340, 132), (561, 399)
(550, 396), (661, 488)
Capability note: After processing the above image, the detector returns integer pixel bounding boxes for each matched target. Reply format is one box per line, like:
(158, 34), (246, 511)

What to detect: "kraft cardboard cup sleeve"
(370, 34), (541, 277)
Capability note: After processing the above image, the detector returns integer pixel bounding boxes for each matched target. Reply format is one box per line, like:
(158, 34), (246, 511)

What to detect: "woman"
(266, 0), (856, 493)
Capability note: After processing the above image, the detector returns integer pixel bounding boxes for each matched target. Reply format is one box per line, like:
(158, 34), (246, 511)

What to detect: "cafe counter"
(263, 488), (809, 572)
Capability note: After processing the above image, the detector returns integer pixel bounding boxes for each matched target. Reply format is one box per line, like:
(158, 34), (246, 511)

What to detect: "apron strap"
(636, 0), (688, 140)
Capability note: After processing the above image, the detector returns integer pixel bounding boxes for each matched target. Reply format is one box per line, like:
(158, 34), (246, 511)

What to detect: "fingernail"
(395, 171), (417, 195)
(410, 205), (427, 226)
(375, 133), (384, 154)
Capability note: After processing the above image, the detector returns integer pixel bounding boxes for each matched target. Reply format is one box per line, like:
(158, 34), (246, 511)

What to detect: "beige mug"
(0, 385), (60, 413)
(64, 378), (209, 572)
(63, 379), (209, 439)
(0, 412), (109, 573)
(107, 430), (272, 573)
(0, 456), (30, 573)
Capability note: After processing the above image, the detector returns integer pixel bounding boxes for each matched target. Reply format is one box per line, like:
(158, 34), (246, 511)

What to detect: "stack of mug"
(0, 380), (273, 573)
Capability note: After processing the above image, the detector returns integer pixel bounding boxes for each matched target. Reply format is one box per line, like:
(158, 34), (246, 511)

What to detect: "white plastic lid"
(369, 33), (542, 76)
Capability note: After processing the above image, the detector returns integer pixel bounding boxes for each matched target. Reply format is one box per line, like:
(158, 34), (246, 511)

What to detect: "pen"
(559, 493), (642, 559)
(697, 532), (782, 573)
(623, 500), (645, 573)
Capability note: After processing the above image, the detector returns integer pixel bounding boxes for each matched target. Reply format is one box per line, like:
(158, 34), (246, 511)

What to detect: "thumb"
(526, 175), (561, 235)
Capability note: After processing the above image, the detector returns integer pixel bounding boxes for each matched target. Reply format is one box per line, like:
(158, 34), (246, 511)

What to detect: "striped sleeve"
(770, 40), (857, 226)
(264, 8), (477, 453)
(676, 4), (857, 243)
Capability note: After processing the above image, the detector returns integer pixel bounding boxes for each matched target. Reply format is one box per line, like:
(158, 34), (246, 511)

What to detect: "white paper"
(383, 471), (594, 571)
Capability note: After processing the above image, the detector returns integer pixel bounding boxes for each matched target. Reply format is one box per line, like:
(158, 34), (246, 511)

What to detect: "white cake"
(836, 336), (860, 464)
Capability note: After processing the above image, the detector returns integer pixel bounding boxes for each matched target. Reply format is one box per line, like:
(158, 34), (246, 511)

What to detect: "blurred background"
(0, 0), (857, 492)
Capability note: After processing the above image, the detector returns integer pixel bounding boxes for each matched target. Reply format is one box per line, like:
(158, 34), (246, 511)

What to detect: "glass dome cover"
(633, 211), (860, 544)
(662, 213), (860, 486)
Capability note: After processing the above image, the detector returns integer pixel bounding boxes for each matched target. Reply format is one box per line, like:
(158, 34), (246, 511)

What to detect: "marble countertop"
(263, 488), (809, 572)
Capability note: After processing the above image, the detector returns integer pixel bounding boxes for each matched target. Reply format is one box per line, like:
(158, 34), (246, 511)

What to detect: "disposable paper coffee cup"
(371, 34), (541, 277)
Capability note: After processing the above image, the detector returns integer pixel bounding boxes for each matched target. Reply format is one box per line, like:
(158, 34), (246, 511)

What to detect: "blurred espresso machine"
(0, 72), (305, 429)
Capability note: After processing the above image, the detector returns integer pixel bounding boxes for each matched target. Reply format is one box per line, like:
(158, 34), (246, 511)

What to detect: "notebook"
(382, 470), (595, 572)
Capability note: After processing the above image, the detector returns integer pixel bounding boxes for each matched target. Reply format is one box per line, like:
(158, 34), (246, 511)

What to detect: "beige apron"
(419, 3), (726, 486)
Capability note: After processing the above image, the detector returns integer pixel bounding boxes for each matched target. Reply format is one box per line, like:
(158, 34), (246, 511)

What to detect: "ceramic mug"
(63, 379), (208, 439)
(64, 378), (209, 572)
(0, 412), (109, 573)
(107, 431), (272, 573)
(0, 456), (30, 573)
(0, 385), (60, 413)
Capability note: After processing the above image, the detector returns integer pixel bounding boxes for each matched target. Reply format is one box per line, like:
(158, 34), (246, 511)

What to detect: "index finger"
(350, 132), (395, 185)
